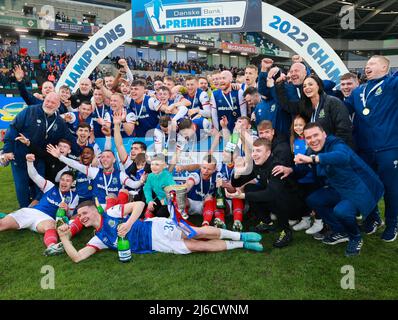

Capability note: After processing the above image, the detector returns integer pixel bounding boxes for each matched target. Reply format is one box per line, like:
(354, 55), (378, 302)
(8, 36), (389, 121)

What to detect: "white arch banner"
(56, 10), (132, 92)
(262, 3), (348, 85)
(57, 3), (348, 92)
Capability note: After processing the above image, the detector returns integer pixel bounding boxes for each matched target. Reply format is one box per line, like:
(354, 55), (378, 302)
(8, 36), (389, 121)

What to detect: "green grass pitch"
(0, 149), (397, 299)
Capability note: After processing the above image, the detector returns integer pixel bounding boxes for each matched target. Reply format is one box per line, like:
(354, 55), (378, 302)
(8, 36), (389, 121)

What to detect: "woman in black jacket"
(300, 75), (354, 148)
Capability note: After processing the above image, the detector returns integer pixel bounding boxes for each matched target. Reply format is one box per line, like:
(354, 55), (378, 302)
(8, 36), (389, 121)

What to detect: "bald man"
(257, 58), (293, 136)
(210, 70), (247, 133)
(3, 92), (78, 207)
(71, 78), (93, 109)
(345, 55), (398, 242)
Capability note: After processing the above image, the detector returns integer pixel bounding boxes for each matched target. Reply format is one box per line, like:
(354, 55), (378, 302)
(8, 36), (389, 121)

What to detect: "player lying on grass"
(57, 200), (264, 263)
(0, 154), (80, 256)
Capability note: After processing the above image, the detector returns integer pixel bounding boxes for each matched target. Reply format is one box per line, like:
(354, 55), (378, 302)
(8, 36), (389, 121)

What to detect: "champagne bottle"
(55, 206), (68, 228)
(95, 197), (104, 215)
(216, 186), (226, 209)
(225, 131), (239, 153)
(117, 235), (132, 263)
(230, 131), (240, 145)
(251, 120), (258, 137)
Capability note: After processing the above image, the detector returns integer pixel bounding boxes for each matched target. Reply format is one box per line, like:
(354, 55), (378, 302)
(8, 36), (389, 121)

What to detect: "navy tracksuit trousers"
(359, 148), (398, 228)
(306, 187), (361, 239)
(11, 159), (45, 208)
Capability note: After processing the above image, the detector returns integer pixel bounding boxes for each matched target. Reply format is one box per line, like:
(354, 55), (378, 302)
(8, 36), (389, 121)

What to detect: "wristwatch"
(310, 154), (317, 164)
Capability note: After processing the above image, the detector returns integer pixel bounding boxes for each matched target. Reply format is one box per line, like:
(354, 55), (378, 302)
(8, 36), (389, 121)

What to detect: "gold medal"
(232, 111), (237, 117)
(135, 120), (139, 126)
(88, 185), (93, 191)
(362, 108), (370, 116)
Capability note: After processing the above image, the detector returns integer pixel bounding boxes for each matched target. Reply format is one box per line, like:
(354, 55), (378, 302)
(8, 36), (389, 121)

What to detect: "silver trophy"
(165, 185), (189, 220)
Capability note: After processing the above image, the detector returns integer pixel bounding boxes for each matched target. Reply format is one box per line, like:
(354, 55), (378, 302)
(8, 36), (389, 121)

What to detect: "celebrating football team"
(0, 53), (396, 262)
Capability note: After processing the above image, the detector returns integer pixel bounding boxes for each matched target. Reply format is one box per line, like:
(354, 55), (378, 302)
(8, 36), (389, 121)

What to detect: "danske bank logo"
(144, 0), (247, 33)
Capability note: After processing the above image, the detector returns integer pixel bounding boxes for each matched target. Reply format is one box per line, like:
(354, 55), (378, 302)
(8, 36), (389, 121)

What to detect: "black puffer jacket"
(300, 93), (354, 148)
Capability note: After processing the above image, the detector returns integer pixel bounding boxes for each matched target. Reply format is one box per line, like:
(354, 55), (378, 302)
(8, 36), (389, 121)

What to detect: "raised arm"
(210, 95), (219, 131)
(120, 171), (144, 190)
(26, 154), (54, 192)
(47, 144), (99, 179)
(113, 111), (129, 164)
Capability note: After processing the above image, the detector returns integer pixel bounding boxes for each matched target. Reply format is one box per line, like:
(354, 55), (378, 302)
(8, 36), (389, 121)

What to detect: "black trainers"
(322, 232), (349, 245)
(273, 229), (293, 248)
(362, 216), (384, 235)
(253, 221), (276, 233)
(381, 225), (398, 242)
(313, 227), (332, 241)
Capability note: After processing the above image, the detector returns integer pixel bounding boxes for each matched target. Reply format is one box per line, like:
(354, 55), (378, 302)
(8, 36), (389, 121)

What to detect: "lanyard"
(102, 172), (113, 196)
(311, 102), (320, 123)
(361, 80), (384, 108)
(200, 174), (213, 200)
(223, 163), (234, 181)
(221, 91), (236, 113)
(164, 132), (171, 149)
(45, 115), (56, 138)
(190, 90), (198, 108)
(296, 87), (301, 99)
(134, 99), (145, 119)
(59, 189), (73, 204)
(95, 105), (105, 119)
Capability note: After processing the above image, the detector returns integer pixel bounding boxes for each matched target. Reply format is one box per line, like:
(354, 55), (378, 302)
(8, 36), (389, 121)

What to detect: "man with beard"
(2, 93), (78, 207)
(211, 70), (247, 133)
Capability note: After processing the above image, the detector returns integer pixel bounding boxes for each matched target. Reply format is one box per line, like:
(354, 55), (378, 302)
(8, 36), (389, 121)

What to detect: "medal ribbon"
(200, 174), (214, 200)
(361, 80), (384, 111)
(221, 91), (236, 114)
(102, 172), (113, 196)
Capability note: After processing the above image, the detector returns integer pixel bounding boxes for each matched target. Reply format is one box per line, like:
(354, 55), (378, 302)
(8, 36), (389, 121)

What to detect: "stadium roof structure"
(264, 0), (398, 40)
(77, 0), (398, 40)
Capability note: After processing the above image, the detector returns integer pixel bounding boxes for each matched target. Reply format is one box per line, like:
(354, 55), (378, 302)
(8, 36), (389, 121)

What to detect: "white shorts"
(187, 199), (233, 215)
(9, 208), (54, 232)
(187, 199), (203, 215)
(149, 217), (191, 254)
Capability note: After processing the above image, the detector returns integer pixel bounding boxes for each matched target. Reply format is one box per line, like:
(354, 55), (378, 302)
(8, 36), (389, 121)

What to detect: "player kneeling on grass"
(57, 200), (264, 263)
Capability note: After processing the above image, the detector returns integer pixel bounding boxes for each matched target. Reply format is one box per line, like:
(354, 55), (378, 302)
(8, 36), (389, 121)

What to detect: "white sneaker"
(288, 220), (299, 226)
(293, 217), (312, 231)
(270, 213), (277, 221)
(44, 242), (65, 256)
(305, 219), (324, 235)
